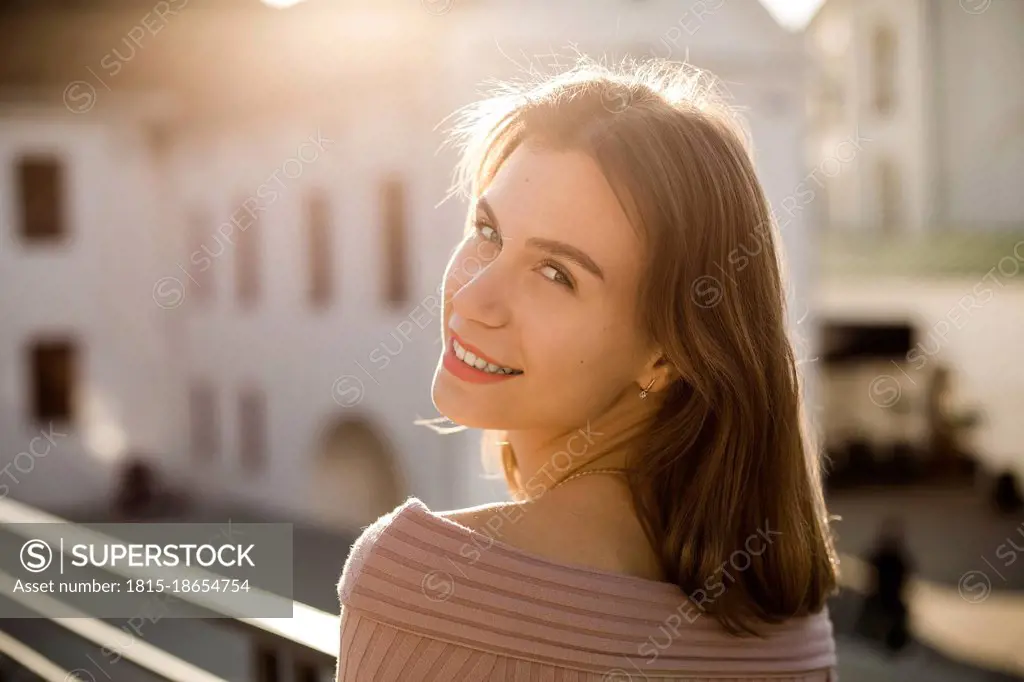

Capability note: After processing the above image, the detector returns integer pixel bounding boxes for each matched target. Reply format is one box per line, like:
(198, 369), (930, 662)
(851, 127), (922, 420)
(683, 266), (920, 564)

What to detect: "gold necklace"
(549, 467), (630, 492)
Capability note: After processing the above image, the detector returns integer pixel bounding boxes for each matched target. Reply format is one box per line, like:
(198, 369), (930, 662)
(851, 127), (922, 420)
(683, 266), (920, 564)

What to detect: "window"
(306, 190), (332, 307)
(878, 157), (902, 231)
(380, 177), (408, 306)
(235, 202), (261, 307)
(188, 382), (218, 461)
(188, 211), (214, 304)
(238, 386), (267, 474)
(254, 645), (280, 682)
(17, 156), (66, 243)
(28, 339), (76, 424)
(872, 24), (897, 116)
(294, 662), (326, 682)
(822, 321), (913, 364)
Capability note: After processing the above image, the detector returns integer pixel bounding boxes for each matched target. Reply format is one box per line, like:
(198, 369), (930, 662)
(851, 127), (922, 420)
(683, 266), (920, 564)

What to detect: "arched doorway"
(310, 416), (403, 531)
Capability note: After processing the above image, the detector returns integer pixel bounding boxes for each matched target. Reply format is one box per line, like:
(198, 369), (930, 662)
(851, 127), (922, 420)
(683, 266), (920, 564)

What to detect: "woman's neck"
(506, 420), (649, 500)
(503, 384), (661, 497)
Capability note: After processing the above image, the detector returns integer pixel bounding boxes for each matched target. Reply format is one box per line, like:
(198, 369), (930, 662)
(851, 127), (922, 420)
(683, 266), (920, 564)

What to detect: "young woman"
(335, 59), (838, 681)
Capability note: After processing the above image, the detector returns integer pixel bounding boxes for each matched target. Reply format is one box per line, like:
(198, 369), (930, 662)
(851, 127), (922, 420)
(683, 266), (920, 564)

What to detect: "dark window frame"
(234, 201), (261, 309)
(872, 24), (897, 117)
(381, 176), (409, 307)
(238, 385), (267, 475)
(188, 381), (219, 462)
(16, 154), (68, 245)
(188, 209), (215, 304)
(27, 337), (78, 426)
(306, 189), (333, 308)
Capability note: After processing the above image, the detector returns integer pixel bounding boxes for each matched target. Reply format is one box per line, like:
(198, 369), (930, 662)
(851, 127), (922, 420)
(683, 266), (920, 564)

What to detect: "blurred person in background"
(334, 58), (839, 681)
(993, 470), (1023, 515)
(925, 365), (957, 476)
(112, 456), (158, 519)
(856, 516), (914, 655)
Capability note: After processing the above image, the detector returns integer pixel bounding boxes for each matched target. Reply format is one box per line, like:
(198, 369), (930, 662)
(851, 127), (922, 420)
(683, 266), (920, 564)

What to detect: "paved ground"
(834, 633), (1020, 682)
(826, 485), (1024, 591)
(826, 485), (1024, 680)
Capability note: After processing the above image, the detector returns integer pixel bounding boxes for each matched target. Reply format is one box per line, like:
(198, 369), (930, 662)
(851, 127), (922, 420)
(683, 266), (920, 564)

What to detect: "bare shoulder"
(435, 487), (664, 581)
(435, 500), (543, 546)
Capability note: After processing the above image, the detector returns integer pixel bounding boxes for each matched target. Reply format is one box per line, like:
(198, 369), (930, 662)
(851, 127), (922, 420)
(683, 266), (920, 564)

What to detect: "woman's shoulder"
(335, 496), (529, 604)
(431, 499), (525, 538)
(335, 496), (836, 677)
(436, 493), (667, 582)
(335, 493), (681, 604)
(335, 497), (426, 604)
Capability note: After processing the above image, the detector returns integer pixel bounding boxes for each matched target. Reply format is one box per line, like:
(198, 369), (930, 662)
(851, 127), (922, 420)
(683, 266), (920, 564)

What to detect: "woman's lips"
(448, 330), (521, 371)
(443, 336), (522, 384)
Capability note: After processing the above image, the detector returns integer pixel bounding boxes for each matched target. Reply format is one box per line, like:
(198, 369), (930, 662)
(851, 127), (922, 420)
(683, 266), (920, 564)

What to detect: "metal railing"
(0, 496), (338, 682)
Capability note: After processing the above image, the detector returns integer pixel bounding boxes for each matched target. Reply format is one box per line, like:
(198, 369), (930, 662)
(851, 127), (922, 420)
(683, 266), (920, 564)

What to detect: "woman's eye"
(474, 220), (500, 244)
(539, 263), (574, 290)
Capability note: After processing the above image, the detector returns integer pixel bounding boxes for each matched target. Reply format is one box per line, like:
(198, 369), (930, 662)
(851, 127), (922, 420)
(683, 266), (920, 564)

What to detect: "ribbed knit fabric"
(335, 497), (838, 681)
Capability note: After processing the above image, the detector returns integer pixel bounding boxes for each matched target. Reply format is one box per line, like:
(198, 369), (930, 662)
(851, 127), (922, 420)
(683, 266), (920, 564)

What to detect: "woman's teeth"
(452, 339), (522, 375)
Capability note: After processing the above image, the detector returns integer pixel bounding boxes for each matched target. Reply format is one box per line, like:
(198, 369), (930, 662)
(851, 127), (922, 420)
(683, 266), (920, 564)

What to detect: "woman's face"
(433, 142), (654, 432)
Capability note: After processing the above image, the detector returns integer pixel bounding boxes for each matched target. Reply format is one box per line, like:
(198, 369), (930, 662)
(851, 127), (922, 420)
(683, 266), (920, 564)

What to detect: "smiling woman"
(334, 57), (839, 681)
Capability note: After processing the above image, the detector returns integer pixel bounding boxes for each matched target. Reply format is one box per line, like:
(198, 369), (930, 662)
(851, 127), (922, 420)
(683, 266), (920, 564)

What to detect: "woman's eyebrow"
(525, 237), (605, 281)
(476, 196), (605, 281)
(476, 196), (500, 227)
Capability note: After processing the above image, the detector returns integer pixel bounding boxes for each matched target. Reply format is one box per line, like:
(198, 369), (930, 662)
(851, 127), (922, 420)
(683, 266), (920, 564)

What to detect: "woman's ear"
(641, 350), (680, 394)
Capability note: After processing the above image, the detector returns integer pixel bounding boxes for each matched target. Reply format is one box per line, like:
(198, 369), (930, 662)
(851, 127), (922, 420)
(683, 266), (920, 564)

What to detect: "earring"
(639, 377), (656, 400)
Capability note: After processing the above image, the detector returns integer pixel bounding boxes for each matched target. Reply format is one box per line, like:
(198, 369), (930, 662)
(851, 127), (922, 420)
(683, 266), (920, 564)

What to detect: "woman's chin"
(431, 389), (502, 430)
(430, 402), (485, 430)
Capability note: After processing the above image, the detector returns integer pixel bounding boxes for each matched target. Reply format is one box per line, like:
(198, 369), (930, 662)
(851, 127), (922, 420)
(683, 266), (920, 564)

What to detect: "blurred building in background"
(0, 0), (475, 527)
(0, 0), (814, 529)
(807, 0), (1024, 491)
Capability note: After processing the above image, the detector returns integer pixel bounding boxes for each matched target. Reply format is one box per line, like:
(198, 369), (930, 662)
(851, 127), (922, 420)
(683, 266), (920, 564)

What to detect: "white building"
(0, 0), (814, 528)
(806, 0), (1024, 481)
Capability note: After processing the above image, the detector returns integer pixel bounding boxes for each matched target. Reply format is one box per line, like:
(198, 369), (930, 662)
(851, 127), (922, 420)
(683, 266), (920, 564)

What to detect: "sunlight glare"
(759, 0), (826, 31)
(261, 0), (309, 8)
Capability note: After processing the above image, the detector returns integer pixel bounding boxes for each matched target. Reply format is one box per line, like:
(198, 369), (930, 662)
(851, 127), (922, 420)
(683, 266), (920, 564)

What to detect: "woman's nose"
(447, 251), (510, 329)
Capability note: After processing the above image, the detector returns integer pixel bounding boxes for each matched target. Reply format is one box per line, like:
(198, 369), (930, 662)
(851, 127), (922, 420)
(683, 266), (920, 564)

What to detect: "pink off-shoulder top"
(335, 497), (837, 681)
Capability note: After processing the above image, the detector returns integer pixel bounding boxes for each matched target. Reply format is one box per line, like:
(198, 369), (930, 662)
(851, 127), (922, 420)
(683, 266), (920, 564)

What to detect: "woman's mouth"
(442, 333), (523, 384)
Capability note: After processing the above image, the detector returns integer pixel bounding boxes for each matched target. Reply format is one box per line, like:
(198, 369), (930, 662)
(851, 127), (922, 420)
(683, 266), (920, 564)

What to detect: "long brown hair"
(434, 58), (837, 634)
